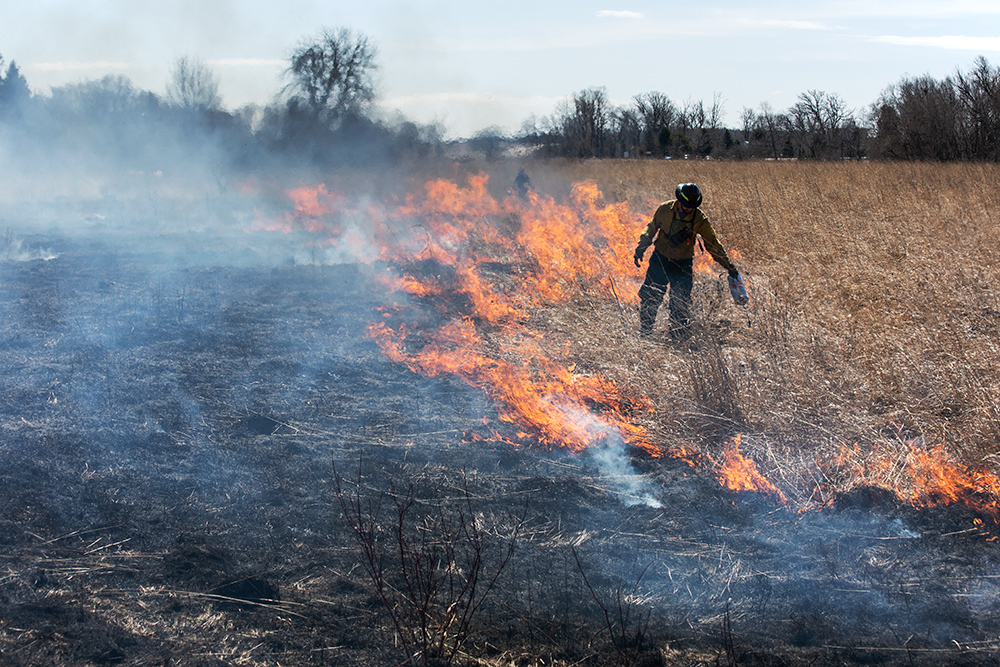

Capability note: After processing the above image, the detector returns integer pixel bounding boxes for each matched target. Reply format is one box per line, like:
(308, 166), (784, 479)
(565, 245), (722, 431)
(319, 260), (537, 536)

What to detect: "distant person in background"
(632, 183), (739, 340)
(513, 168), (532, 200)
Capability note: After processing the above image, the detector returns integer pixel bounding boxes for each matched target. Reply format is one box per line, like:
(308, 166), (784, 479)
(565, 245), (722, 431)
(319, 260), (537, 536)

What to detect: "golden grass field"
(538, 159), (1000, 505)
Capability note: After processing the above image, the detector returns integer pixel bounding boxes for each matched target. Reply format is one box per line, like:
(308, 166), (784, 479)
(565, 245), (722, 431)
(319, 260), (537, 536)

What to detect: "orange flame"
(247, 183), (357, 243)
(253, 173), (681, 455)
(368, 177), (668, 453)
(833, 440), (1000, 515)
(716, 434), (788, 502)
(288, 183), (335, 217)
(251, 175), (752, 471)
(367, 317), (654, 454)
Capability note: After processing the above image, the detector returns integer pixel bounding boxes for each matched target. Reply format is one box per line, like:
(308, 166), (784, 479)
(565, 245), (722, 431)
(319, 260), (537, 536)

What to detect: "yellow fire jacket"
(634, 200), (736, 272)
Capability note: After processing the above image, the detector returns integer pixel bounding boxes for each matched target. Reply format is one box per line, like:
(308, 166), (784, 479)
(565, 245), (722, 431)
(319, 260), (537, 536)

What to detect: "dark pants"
(638, 253), (693, 335)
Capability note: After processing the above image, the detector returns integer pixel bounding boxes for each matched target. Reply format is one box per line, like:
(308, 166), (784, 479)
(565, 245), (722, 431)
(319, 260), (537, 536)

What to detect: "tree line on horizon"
(0, 28), (998, 171)
(522, 55), (1000, 162)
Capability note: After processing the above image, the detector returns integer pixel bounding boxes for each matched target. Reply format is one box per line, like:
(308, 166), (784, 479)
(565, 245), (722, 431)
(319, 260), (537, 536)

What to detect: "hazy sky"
(2, 0), (999, 138)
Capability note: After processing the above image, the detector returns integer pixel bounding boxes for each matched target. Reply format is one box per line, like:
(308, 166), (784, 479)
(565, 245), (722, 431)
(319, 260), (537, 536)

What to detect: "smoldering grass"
(0, 228), (59, 262)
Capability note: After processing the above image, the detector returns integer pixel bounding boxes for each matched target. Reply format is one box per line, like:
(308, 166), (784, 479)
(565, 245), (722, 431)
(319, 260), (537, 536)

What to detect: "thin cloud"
(735, 18), (828, 30)
(871, 35), (1000, 51)
(385, 92), (560, 106)
(33, 61), (130, 72)
(206, 58), (286, 67)
(819, 1), (1000, 19)
(597, 10), (643, 19)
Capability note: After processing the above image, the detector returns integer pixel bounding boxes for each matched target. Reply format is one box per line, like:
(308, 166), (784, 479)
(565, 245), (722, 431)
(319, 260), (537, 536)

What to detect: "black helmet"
(675, 183), (702, 208)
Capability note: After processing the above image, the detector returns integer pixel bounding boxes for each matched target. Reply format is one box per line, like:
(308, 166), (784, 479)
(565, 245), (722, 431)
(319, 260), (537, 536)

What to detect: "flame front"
(834, 441), (1000, 514)
(257, 174), (655, 454)
(716, 434), (787, 501)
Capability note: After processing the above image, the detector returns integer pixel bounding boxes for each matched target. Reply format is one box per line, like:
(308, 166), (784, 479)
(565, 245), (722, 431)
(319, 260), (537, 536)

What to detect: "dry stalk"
(719, 602), (737, 667)
(571, 548), (653, 667)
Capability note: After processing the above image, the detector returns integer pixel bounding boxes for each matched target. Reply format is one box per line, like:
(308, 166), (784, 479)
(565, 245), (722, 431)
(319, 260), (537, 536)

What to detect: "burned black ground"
(1, 235), (999, 666)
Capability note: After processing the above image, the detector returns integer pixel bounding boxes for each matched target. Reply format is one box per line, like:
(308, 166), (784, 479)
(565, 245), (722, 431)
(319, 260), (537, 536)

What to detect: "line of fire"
(251, 172), (1000, 526)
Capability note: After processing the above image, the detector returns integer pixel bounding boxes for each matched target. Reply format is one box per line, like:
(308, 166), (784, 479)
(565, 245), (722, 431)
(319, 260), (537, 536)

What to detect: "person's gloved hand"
(633, 250), (644, 268)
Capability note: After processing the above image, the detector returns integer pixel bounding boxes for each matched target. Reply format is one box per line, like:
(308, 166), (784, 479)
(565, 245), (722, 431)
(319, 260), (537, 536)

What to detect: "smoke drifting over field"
(4, 101), (1000, 665)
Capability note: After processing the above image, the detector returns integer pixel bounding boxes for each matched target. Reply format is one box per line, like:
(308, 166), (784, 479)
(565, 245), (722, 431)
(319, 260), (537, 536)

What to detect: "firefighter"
(632, 183), (739, 340)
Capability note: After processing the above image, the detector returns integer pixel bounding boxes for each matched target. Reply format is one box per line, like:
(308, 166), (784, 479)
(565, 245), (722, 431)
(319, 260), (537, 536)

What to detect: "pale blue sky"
(2, 0), (998, 138)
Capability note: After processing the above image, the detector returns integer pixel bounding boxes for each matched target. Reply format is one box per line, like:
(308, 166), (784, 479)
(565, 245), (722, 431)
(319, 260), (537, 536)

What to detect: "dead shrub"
(332, 456), (526, 666)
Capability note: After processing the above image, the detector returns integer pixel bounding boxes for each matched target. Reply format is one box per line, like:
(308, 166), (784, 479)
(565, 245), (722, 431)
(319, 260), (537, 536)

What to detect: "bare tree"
(684, 98), (706, 131)
(166, 56), (221, 110)
(789, 90), (852, 158)
(868, 60), (1000, 161)
(707, 92), (726, 131)
(551, 87), (612, 157)
(52, 75), (149, 115)
(789, 90), (827, 157)
(694, 94), (726, 157)
(611, 106), (641, 157)
(757, 102), (782, 159)
(871, 76), (962, 160)
(634, 91), (676, 155)
(870, 100), (903, 159)
(740, 107), (755, 138)
(739, 106), (757, 156)
(954, 56), (1000, 160)
(287, 27), (377, 121)
(673, 99), (706, 155)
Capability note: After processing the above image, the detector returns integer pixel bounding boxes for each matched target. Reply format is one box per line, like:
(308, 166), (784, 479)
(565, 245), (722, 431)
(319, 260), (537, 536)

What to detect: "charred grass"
(1, 161), (1000, 665)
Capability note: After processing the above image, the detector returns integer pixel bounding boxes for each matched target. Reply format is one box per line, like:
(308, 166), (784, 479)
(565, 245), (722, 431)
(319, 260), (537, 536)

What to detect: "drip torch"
(728, 271), (752, 327)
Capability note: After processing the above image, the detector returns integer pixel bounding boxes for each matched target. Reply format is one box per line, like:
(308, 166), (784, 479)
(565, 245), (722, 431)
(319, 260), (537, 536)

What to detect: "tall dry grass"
(527, 159), (1000, 502)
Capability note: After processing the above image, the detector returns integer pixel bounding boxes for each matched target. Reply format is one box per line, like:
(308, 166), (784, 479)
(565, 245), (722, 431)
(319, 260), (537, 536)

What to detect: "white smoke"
(555, 399), (663, 508)
(0, 232), (58, 262)
(588, 437), (663, 508)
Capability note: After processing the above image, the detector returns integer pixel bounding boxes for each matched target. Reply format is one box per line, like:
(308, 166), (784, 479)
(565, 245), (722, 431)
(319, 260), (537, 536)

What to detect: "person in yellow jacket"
(633, 183), (739, 339)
